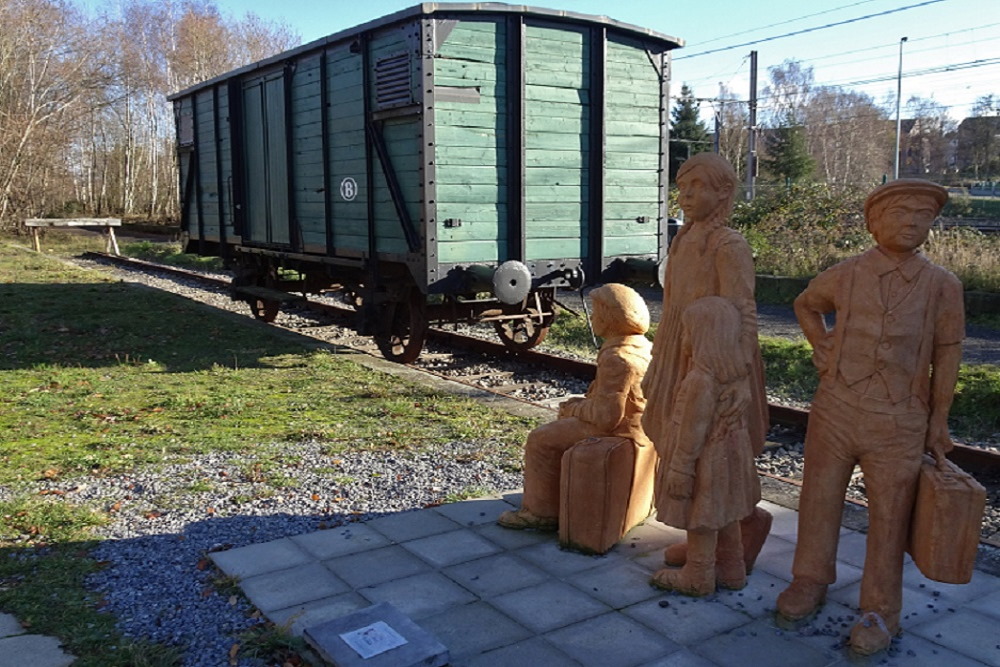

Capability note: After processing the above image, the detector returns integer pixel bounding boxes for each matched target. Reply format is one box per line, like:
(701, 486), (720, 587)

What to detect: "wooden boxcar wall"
(176, 18), (426, 261)
(430, 16), (668, 278)
(174, 7), (675, 291)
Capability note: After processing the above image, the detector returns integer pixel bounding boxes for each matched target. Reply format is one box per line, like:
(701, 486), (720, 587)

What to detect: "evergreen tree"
(761, 114), (814, 184)
(669, 84), (712, 182)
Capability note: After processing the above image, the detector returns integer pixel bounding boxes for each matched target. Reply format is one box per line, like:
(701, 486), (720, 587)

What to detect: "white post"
(894, 36), (908, 180)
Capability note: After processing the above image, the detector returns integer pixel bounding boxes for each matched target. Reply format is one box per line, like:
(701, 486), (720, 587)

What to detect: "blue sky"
(96, 0), (1000, 121)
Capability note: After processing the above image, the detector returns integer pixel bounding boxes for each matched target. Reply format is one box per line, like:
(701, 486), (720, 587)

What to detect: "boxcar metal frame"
(169, 3), (683, 361)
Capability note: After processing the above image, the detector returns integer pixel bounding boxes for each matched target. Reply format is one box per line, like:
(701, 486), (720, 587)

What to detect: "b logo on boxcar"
(340, 177), (358, 201)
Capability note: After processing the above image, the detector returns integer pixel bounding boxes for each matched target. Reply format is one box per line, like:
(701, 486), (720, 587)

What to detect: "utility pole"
(745, 50), (758, 201)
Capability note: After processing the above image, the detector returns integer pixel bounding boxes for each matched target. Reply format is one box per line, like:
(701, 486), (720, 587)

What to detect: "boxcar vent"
(375, 53), (412, 109)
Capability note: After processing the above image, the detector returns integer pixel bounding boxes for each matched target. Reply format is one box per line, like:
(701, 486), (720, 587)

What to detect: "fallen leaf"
(195, 558), (210, 571)
(41, 469), (59, 480)
(229, 643), (240, 665)
(228, 595), (237, 606)
(311, 494), (320, 501)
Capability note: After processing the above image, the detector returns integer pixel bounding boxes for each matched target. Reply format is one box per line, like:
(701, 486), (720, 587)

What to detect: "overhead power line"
(675, 0), (946, 60)
(693, 0), (880, 47)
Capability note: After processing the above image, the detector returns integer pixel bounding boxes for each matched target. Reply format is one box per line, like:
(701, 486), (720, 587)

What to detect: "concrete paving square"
(418, 601), (532, 661)
(623, 595), (751, 645)
(907, 608), (1000, 664)
(690, 617), (843, 667)
(366, 508), (463, 543)
(268, 592), (371, 635)
(638, 648), (719, 666)
(0, 635), (75, 667)
(402, 529), (499, 568)
(516, 540), (617, 577)
(323, 544), (430, 588)
(569, 560), (662, 609)
(967, 587), (1000, 620)
(712, 568), (786, 618)
(545, 612), (682, 666)
(359, 571), (478, 619)
(290, 523), (391, 560)
(473, 521), (552, 550)
(210, 537), (312, 579)
(240, 561), (350, 613)
(442, 553), (550, 598)
(490, 580), (611, 633)
(0, 614), (23, 637)
(465, 637), (578, 667)
(433, 497), (516, 527)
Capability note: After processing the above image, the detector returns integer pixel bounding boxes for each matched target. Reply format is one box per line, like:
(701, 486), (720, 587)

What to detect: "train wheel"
(249, 298), (280, 322)
(493, 314), (551, 350)
(375, 292), (427, 363)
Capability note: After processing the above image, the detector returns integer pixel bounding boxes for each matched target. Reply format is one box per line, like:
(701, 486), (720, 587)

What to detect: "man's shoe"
(775, 579), (827, 624)
(497, 508), (557, 531)
(849, 612), (894, 656)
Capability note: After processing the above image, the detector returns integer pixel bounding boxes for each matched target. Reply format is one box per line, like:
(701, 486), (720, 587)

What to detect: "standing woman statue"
(642, 153), (771, 572)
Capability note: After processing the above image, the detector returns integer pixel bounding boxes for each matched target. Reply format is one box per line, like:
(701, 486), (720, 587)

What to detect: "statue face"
(870, 195), (937, 254)
(677, 169), (725, 222)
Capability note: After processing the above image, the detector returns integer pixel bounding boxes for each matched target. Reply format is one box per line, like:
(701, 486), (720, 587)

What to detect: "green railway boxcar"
(169, 3), (682, 361)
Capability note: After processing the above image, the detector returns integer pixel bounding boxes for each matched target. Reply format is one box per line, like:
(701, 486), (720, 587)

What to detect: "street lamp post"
(894, 36), (908, 180)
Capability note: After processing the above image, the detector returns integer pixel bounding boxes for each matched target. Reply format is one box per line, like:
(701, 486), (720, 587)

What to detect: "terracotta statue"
(650, 297), (761, 596)
(641, 152), (772, 573)
(776, 179), (964, 656)
(498, 283), (652, 531)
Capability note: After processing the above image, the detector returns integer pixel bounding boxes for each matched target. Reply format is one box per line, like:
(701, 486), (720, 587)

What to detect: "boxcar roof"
(168, 2), (684, 100)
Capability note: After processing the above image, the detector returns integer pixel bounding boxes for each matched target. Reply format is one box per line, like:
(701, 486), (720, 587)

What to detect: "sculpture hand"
(924, 418), (954, 464)
(719, 379), (750, 425)
(558, 397), (583, 418)
(666, 469), (693, 500)
(811, 334), (834, 375)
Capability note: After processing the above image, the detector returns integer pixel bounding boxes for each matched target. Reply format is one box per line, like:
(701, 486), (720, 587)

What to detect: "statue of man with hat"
(775, 179), (964, 655)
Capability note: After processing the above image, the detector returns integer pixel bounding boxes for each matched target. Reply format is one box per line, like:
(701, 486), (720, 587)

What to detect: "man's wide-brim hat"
(864, 178), (949, 221)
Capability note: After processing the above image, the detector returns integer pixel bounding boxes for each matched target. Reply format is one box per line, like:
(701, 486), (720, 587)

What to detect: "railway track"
(78, 251), (1000, 549)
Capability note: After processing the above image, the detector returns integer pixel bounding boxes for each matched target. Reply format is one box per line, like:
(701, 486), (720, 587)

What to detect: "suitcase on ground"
(907, 455), (986, 584)
(558, 436), (656, 555)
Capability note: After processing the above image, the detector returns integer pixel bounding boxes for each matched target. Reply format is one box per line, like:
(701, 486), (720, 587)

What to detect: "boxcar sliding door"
(242, 71), (290, 246)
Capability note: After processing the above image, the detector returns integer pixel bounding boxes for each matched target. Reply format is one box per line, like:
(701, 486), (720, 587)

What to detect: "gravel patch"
(8, 440), (522, 666)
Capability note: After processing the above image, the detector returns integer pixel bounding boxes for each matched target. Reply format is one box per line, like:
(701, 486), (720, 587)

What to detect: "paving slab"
(324, 544), (429, 588)
(433, 497), (517, 527)
(489, 580), (611, 633)
(268, 592), (371, 635)
(240, 561), (350, 613)
(210, 537), (312, 579)
(0, 634), (75, 667)
(465, 637), (578, 667)
(516, 540), (616, 577)
(472, 521), (552, 550)
(623, 595), (751, 645)
(290, 523), (391, 560)
(568, 560), (662, 609)
(689, 617), (842, 667)
(366, 509), (463, 543)
(418, 601), (532, 661)
(639, 648), (719, 666)
(906, 608), (1000, 664)
(358, 571), (477, 619)
(442, 553), (550, 599)
(0, 613), (23, 638)
(545, 612), (682, 666)
(401, 529), (499, 568)
(303, 602), (448, 667)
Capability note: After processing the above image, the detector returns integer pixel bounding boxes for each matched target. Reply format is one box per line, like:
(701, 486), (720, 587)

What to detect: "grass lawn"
(0, 243), (535, 665)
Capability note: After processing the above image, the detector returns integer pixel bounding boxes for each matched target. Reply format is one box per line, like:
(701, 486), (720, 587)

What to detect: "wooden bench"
(24, 218), (121, 255)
